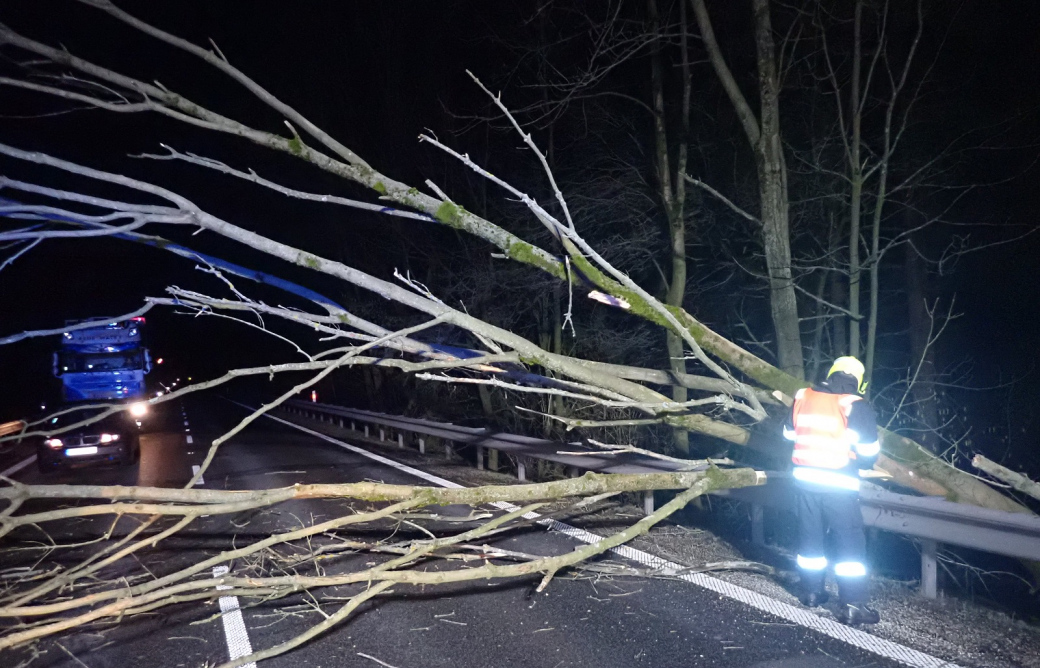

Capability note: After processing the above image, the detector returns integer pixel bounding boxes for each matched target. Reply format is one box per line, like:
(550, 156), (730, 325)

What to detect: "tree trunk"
(756, 150), (802, 378)
(847, 0), (864, 360)
(692, 0), (803, 379)
(651, 0), (691, 453)
(848, 176), (863, 358)
(752, 0), (802, 379)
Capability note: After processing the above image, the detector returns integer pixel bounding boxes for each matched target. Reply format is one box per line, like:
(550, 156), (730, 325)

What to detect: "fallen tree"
(0, 2), (1036, 662)
(0, 0), (1031, 528)
(0, 461), (761, 662)
(0, 3), (1026, 512)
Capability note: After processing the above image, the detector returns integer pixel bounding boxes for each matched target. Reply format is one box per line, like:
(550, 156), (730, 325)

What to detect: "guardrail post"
(488, 448), (499, 471)
(751, 504), (765, 546)
(517, 458), (527, 482)
(445, 441), (454, 460)
(364, 425), (369, 438)
(379, 428), (385, 442)
(567, 466), (580, 478)
(351, 421), (356, 431)
(643, 491), (654, 516)
(476, 447), (484, 470)
(397, 433), (404, 449)
(920, 539), (938, 599)
(339, 418), (345, 428)
(418, 437), (425, 454)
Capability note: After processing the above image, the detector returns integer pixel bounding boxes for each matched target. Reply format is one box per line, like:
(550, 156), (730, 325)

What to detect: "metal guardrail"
(287, 401), (697, 473)
(283, 399), (1040, 598)
(714, 478), (1040, 598)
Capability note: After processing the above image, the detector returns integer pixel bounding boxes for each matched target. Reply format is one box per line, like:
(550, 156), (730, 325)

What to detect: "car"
(36, 402), (145, 472)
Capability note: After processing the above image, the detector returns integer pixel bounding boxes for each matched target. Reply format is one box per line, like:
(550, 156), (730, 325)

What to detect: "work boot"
(798, 590), (829, 608)
(837, 603), (880, 625)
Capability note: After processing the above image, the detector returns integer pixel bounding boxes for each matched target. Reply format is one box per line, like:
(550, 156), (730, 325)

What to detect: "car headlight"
(129, 402), (148, 417)
(100, 433), (120, 443)
(46, 438), (63, 449)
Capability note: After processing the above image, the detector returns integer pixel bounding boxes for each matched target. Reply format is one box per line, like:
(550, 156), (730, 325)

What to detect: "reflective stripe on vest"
(790, 388), (860, 470)
(792, 466), (861, 491)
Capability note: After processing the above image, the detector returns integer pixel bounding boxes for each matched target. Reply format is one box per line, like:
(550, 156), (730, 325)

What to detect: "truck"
(37, 317), (153, 472)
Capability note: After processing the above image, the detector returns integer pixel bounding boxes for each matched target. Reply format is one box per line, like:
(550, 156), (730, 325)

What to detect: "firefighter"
(783, 356), (881, 625)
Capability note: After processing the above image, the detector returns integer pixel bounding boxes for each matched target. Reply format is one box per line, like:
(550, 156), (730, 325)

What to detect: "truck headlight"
(129, 402), (148, 417)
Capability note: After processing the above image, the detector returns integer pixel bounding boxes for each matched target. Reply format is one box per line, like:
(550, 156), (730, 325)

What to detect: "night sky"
(1, 1), (1038, 467)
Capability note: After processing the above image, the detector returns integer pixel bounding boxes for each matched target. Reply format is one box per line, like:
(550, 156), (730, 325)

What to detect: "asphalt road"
(1, 399), (913, 668)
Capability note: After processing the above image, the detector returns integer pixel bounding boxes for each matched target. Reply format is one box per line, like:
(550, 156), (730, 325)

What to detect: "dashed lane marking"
(257, 407), (962, 668)
(191, 465), (205, 486)
(186, 435), (194, 444)
(212, 565), (257, 668)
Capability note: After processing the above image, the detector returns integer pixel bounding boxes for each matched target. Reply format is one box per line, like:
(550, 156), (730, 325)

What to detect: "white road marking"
(260, 408), (962, 668)
(186, 435), (194, 444)
(1, 454), (36, 478)
(212, 565), (257, 668)
(191, 465), (205, 486)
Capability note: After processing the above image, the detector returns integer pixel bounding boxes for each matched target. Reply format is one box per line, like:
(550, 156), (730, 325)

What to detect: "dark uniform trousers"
(797, 482), (869, 604)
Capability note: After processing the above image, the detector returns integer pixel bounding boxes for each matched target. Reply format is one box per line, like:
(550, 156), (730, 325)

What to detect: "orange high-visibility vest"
(791, 388), (861, 470)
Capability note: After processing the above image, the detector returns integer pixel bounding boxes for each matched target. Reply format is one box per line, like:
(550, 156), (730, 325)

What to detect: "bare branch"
(683, 174), (761, 225)
(973, 455), (1040, 502)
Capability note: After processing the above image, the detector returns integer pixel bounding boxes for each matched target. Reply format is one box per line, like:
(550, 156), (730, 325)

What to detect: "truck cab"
(39, 317), (153, 473)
